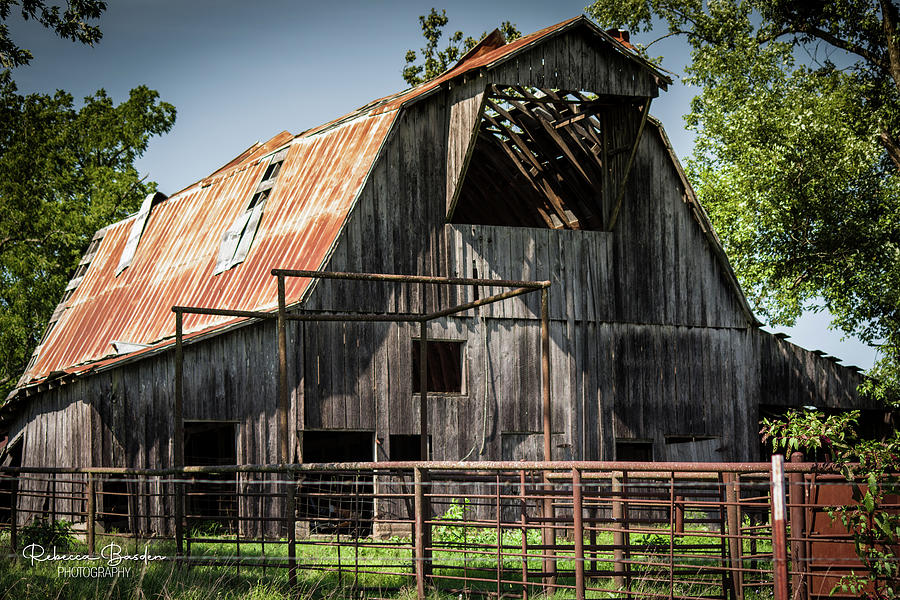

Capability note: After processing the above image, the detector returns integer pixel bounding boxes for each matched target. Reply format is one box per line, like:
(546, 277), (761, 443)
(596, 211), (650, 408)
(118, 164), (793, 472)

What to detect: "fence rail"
(0, 457), (896, 600)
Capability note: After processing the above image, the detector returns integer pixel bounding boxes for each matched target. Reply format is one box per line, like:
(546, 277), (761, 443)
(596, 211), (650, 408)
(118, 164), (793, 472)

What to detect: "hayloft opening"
(412, 339), (465, 394)
(184, 422), (238, 532)
(451, 84), (647, 230)
(301, 431), (373, 535)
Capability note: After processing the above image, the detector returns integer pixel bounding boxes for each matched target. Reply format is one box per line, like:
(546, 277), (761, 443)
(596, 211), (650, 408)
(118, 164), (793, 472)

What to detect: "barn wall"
(756, 329), (867, 411)
(7, 319), (292, 533)
(307, 85), (748, 328)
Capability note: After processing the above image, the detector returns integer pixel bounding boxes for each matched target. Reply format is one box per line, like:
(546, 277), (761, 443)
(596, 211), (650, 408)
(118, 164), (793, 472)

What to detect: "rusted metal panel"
(806, 475), (900, 598)
(24, 112), (396, 385)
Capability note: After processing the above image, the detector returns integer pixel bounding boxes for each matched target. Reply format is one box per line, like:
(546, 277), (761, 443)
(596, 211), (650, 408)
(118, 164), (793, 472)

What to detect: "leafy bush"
(20, 518), (76, 551)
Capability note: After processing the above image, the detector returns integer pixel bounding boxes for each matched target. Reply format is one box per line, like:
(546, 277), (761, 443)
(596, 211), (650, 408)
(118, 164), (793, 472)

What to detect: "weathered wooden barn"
(0, 17), (875, 528)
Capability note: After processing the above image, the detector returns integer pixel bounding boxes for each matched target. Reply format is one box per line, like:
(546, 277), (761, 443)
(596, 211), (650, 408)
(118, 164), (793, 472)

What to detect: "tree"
(0, 72), (175, 397)
(403, 8), (520, 86)
(0, 0), (107, 68)
(586, 1), (900, 400)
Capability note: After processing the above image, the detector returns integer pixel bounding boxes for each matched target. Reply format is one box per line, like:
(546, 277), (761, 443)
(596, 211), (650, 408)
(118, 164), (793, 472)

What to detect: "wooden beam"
(480, 113), (579, 228)
(490, 101), (594, 211)
(607, 97), (652, 231)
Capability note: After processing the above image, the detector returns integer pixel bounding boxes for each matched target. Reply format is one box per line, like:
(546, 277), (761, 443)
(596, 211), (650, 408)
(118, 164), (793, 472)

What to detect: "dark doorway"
(100, 475), (131, 532)
(184, 422), (237, 534)
(0, 435), (22, 526)
(301, 431), (373, 535)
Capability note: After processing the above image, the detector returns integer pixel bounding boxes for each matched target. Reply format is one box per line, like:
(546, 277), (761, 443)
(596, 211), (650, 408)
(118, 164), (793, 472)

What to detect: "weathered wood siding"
(485, 28), (660, 97)
(8, 320), (291, 534)
(756, 329), (868, 410)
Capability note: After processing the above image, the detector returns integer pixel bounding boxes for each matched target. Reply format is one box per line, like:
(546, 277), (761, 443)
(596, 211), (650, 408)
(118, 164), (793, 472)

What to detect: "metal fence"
(1, 457), (897, 599)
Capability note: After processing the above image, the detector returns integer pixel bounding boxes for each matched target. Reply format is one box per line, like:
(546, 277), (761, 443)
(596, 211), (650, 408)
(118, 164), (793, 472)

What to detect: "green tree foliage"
(0, 72), (175, 396)
(587, 1), (900, 399)
(403, 8), (521, 86)
(0, 0), (107, 68)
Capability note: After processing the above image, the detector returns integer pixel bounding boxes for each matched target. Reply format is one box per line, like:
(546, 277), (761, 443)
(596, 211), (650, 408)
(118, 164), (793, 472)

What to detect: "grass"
(0, 515), (776, 600)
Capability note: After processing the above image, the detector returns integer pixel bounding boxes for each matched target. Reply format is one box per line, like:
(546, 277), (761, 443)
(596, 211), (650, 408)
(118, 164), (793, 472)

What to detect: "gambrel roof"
(10, 16), (694, 398)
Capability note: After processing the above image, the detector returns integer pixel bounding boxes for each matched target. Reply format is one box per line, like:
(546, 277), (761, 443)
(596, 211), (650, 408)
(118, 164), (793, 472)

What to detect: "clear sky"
(6, 0), (879, 370)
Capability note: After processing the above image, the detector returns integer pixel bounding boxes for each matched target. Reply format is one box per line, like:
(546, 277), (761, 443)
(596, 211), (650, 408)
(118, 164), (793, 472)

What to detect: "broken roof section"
(14, 15), (669, 391)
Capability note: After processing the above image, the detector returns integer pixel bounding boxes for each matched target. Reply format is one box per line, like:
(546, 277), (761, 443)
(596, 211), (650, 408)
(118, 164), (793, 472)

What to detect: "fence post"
(724, 472), (744, 600)
(51, 472), (56, 523)
(277, 277), (297, 592)
(286, 471), (297, 591)
(789, 452), (809, 600)
(675, 495), (684, 534)
(541, 474), (556, 587)
(572, 468), (585, 600)
(9, 473), (18, 554)
(174, 310), (185, 560)
(86, 474), (96, 555)
(414, 467), (431, 600)
(612, 473), (626, 590)
(771, 455), (789, 600)
(520, 470), (529, 599)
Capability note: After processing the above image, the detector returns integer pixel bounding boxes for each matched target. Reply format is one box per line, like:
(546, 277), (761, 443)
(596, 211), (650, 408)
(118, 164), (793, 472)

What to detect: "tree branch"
(762, 25), (888, 71)
(645, 30), (689, 49)
(880, 129), (900, 171)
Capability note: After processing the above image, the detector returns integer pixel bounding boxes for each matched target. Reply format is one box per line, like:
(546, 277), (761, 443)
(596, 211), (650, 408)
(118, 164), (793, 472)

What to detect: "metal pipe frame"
(172, 269), (553, 599)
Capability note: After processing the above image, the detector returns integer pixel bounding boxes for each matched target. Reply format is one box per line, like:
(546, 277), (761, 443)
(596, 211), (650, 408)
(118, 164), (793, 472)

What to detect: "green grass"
(0, 518), (776, 600)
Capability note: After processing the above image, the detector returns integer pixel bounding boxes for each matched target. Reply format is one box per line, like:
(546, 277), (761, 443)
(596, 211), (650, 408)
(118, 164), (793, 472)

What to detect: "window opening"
(100, 475), (131, 533)
(615, 439), (653, 461)
(116, 191), (167, 275)
(214, 147), (288, 274)
(301, 431), (373, 535)
(0, 436), (22, 526)
(389, 434), (429, 461)
(412, 339), (465, 394)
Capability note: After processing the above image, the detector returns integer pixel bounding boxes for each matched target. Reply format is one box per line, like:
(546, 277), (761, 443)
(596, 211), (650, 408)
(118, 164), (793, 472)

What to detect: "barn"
(0, 16), (874, 531)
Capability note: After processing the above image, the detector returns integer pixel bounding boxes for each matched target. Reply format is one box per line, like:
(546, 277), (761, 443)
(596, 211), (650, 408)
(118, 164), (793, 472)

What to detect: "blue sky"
(6, 0), (878, 369)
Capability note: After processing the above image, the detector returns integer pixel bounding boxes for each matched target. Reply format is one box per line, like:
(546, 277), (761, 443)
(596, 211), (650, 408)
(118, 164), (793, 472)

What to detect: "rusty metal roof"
(24, 111), (396, 385)
(15, 16), (667, 392)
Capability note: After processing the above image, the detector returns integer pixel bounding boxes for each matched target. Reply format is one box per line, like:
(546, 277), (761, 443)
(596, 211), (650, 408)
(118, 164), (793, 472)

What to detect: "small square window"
(412, 340), (465, 394)
(616, 439), (653, 461)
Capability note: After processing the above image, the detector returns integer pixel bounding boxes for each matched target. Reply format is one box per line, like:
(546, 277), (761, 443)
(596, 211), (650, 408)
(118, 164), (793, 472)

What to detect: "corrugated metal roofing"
(24, 111), (396, 384)
(16, 15), (667, 390)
